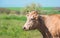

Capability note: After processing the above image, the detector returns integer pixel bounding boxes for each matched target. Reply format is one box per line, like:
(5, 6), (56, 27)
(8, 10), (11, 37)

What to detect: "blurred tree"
(21, 3), (42, 15)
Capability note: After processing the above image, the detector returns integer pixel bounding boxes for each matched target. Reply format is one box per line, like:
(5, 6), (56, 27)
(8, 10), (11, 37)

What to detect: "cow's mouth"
(23, 26), (36, 31)
(29, 27), (36, 30)
(23, 28), (29, 31)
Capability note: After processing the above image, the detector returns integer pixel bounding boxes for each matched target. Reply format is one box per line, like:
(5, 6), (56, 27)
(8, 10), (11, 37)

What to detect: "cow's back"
(41, 14), (60, 37)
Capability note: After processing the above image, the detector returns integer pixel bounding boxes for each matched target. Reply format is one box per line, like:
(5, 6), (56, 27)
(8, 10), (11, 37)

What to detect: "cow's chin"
(24, 29), (29, 31)
(23, 27), (36, 31)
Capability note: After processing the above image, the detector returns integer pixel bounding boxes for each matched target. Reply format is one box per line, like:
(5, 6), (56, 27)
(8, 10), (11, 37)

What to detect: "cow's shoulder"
(49, 14), (60, 16)
(40, 14), (60, 22)
(40, 15), (49, 20)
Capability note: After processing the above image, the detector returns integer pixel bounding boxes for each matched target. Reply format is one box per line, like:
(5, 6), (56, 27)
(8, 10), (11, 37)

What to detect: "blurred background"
(0, 0), (60, 38)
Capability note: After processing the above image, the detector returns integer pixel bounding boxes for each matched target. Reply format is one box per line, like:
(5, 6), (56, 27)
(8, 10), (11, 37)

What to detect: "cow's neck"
(37, 16), (52, 38)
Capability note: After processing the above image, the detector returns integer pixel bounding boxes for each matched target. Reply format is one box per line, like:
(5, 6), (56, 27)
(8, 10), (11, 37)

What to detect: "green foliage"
(7, 7), (22, 11)
(21, 3), (41, 15)
(0, 7), (60, 15)
(0, 14), (26, 21)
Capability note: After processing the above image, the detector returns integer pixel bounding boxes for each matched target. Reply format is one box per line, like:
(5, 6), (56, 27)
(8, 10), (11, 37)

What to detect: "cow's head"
(23, 11), (40, 31)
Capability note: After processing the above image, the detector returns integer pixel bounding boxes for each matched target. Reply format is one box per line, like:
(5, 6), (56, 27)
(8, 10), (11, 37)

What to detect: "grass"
(0, 14), (41, 38)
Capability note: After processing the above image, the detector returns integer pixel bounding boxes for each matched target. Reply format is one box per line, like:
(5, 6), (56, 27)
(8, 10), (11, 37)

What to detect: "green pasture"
(0, 14), (41, 38)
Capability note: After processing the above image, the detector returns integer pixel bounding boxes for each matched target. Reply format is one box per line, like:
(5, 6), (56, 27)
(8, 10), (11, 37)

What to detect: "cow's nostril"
(23, 27), (26, 29)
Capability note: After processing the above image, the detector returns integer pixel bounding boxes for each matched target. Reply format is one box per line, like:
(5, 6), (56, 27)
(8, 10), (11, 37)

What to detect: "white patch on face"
(23, 14), (38, 30)
(23, 17), (35, 30)
(23, 11), (40, 30)
(23, 21), (29, 30)
(30, 16), (34, 19)
(27, 15), (34, 20)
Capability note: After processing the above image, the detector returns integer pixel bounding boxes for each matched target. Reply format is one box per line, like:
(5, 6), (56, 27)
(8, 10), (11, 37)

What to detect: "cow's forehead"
(28, 11), (38, 16)
(27, 11), (39, 20)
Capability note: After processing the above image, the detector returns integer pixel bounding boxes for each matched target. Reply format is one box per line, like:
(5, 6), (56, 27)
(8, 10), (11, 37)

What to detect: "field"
(0, 7), (60, 38)
(0, 14), (42, 38)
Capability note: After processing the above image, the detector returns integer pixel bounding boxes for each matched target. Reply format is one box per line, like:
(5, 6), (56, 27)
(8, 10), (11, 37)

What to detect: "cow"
(23, 11), (60, 38)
